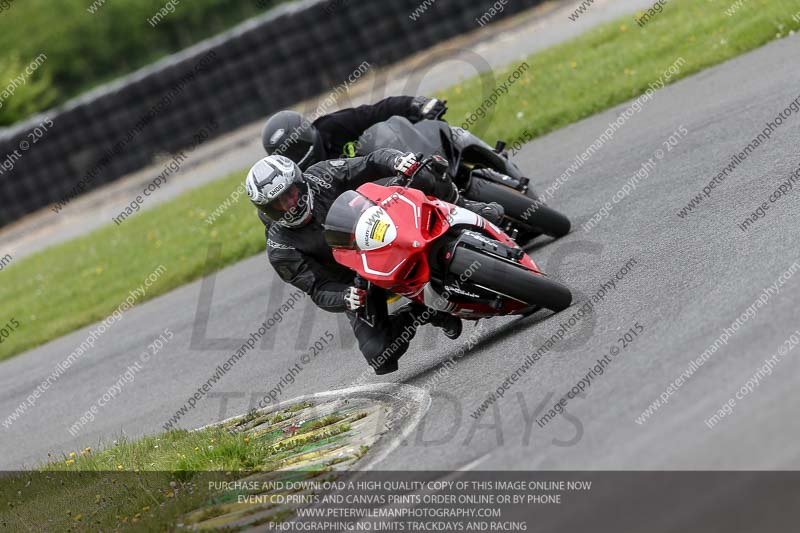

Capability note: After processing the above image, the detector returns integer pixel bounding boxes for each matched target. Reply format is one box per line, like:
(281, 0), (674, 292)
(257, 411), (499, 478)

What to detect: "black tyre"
(449, 246), (572, 312)
(465, 178), (571, 238)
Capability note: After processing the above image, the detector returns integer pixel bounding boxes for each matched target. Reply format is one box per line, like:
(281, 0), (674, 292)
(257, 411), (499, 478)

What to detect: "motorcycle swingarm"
(446, 230), (525, 266)
(466, 168), (528, 193)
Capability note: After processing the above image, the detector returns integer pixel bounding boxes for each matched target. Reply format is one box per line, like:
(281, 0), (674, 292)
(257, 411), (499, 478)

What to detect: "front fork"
(353, 276), (387, 328)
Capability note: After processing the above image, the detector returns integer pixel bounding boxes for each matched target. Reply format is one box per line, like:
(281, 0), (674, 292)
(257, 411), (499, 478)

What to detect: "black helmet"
(245, 155), (313, 228)
(261, 110), (325, 170)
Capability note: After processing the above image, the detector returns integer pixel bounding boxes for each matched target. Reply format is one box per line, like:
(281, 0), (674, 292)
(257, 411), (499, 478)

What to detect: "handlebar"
(352, 275), (377, 327)
(398, 154), (448, 189)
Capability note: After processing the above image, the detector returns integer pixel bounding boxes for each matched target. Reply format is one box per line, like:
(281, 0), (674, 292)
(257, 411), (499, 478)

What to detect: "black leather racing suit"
(312, 96), (430, 162)
(266, 148), (450, 368)
(257, 96), (452, 228)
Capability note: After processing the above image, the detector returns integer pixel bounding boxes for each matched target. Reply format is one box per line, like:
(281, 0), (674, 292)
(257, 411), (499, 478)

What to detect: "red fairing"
(332, 183), (542, 317)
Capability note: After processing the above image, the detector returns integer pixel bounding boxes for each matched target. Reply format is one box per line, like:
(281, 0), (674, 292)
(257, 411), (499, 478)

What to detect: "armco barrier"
(0, 0), (543, 228)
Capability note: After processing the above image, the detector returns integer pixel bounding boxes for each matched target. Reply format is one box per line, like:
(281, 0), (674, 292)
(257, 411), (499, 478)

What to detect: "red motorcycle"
(324, 159), (572, 321)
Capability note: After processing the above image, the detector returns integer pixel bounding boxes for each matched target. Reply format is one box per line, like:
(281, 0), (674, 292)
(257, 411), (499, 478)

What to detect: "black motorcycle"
(355, 116), (571, 242)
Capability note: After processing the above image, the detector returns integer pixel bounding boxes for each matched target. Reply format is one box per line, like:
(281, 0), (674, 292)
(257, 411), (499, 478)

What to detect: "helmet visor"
(258, 181), (310, 225)
(273, 138), (314, 167)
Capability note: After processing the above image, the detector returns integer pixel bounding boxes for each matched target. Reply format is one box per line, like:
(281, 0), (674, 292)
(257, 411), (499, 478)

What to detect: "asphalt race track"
(2, 33), (800, 478)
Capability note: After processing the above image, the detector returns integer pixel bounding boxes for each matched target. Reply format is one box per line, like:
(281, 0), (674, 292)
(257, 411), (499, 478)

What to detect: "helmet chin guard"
(246, 155), (314, 227)
(277, 187), (314, 228)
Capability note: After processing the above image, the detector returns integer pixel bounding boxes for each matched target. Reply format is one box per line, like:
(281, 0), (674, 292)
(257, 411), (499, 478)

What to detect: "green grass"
(2, 0), (799, 361)
(44, 429), (266, 473)
(302, 413), (349, 432)
(0, 429), (262, 531)
(0, 170), (260, 361)
(0, 0), (289, 125)
(0, 408), (359, 530)
(441, 0), (800, 147)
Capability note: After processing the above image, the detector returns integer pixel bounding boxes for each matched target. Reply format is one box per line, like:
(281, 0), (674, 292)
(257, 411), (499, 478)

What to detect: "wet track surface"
(1, 34), (799, 472)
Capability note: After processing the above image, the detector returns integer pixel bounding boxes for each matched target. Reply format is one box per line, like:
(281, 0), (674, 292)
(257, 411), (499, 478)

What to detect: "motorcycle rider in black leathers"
(259, 95), (504, 224)
(263, 96), (444, 170)
(246, 150), (473, 375)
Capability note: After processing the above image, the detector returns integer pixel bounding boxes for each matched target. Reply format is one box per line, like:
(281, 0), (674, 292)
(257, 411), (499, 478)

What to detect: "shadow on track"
(401, 306), (569, 385)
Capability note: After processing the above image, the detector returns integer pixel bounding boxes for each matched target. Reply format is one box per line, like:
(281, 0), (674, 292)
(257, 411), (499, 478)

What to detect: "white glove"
(344, 286), (367, 311)
(421, 98), (447, 119)
(394, 152), (421, 177)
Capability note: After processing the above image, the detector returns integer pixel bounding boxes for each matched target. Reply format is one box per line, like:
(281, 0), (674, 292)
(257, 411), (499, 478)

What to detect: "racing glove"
(411, 96), (448, 120)
(344, 286), (367, 311)
(394, 152), (422, 177)
(394, 153), (448, 180)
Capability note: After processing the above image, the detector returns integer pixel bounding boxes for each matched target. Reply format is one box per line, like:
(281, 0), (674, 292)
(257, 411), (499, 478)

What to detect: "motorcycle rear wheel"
(465, 178), (571, 238)
(448, 246), (572, 312)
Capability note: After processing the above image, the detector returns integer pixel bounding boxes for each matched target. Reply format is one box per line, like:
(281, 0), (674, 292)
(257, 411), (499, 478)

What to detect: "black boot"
(372, 359), (400, 375)
(405, 303), (463, 340)
(429, 312), (463, 340)
(457, 198), (505, 225)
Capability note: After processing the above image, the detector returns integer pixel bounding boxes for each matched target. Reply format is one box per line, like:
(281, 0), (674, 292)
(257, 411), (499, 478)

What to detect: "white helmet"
(245, 155), (313, 228)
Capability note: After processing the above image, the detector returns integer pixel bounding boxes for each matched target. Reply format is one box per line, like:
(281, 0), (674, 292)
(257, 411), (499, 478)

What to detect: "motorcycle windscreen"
(324, 191), (376, 249)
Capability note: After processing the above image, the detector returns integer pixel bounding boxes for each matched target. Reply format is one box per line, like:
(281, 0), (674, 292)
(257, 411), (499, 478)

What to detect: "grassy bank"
(0, 170), (258, 360)
(442, 0), (800, 146)
(2, 0), (799, 361)
(0, 401), (371, 530)
(0, 429), (254, 531)
(0, 0), (288, 125)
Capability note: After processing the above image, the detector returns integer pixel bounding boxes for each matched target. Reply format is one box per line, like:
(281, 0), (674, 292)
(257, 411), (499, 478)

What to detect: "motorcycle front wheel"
(448, 245), (572, 313)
